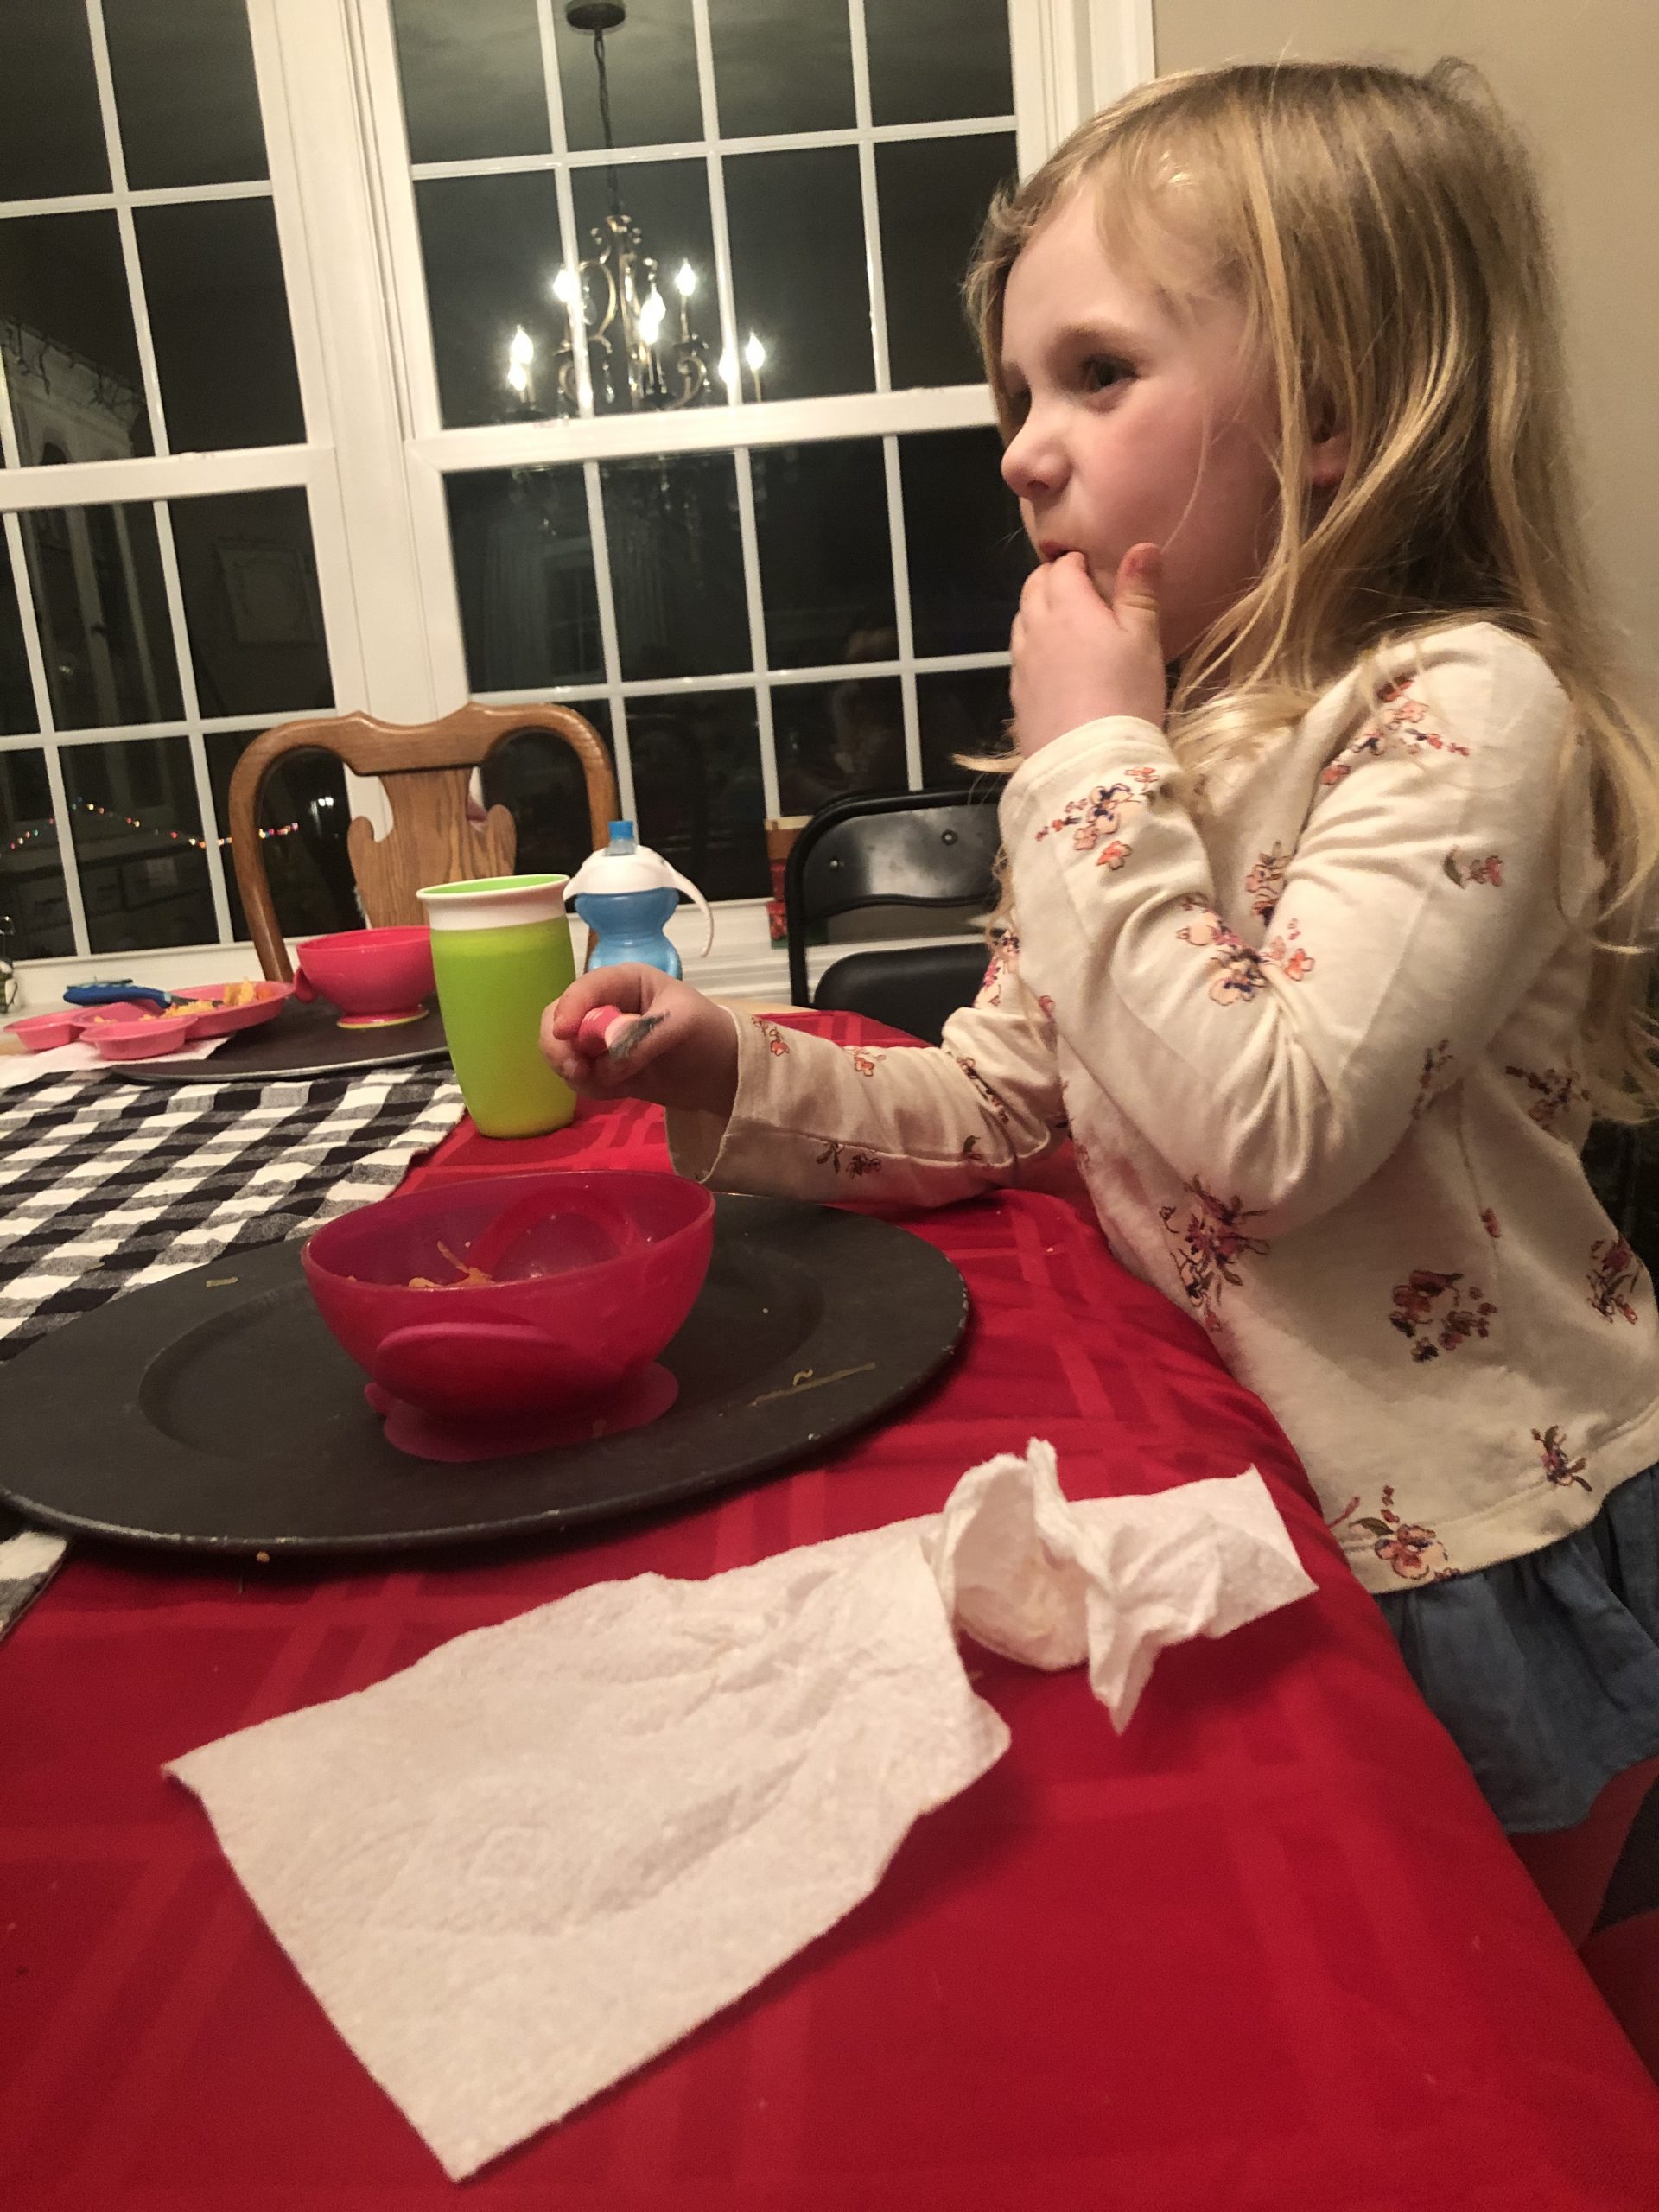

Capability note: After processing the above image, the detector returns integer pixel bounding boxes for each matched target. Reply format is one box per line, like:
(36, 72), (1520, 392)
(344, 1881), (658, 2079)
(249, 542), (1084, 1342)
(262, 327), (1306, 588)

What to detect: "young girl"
(543, 60), (1659, 1859)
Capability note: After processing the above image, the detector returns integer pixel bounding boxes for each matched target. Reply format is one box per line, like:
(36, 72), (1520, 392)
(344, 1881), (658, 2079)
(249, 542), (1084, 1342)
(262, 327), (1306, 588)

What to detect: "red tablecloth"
(5, 1014), (1659, 2208)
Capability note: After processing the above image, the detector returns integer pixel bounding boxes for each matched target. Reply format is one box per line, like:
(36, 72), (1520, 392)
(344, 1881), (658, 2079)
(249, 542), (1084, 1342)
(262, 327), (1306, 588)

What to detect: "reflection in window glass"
(480, 702), (614, 882)
(708, 0), (854, 137)
(392, 0), (551, 164)
(206, 728), (360, 944)
(901, 427), (1032, 657)
(102, 0), (269, 191)
(918, 665), (1014, 787)
(569, 161), (722, 415)
(554, 0), (701, 155)
(602, 452), (747, 681)
(878, 134), (1015, 390)
(772, 677), (905, 817)
(60, 736), (217, 953)
(724, 149), (873, 403)
(865, 0), (1014, 128)
(416, 172), (569, 429)
(630, 689), (766, 902)
(169, 489), (332, 719)
(448, 467), (602, 691)
(0, 3), (108, 200)
(16, 504), (182, 731)
(751, 440), (893, 671)
(136, 201), (305, 451)
(0, 213), (153, 464)
(0, 749), (73, 959)
(1, 543), (37, 734)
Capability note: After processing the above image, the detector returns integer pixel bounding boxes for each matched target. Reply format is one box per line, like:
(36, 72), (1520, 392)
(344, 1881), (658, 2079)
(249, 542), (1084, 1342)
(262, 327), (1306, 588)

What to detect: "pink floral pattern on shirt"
(1587, 1237), (1642, 1324)
(1034, 779), (1148, 868)
(976, 928), (1018, 1007)
(1320, 678), (1472, 787)
(1389, 1269), (1497, 1361)
(1442, 850), (1504, 888)
(813, 1139), (881, 1177)
(1158, 1177), (1270, 1330)
(1504, 1062), (1590, 1134)
(1175, 900), (1267, 1005)
(1412, 1039), (1452, 1121)
(944, 1049), (1011, 1128)
(1244, 843), (1288, 923)
(753, 1018), (791, 1056)
(1331, 1486), (1457, 1581)
(1532, 1424), (1591, 1492)
(1177, 899), (1314, 1001)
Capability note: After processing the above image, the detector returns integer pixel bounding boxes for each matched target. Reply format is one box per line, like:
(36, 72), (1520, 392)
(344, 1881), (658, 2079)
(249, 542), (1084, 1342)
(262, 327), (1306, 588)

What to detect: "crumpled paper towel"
(167, 1444), (1313, 2180)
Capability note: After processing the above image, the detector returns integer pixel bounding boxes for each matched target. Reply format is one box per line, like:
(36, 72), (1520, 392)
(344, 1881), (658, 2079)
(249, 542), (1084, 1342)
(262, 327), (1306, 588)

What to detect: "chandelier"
(504, 0), (766, 415)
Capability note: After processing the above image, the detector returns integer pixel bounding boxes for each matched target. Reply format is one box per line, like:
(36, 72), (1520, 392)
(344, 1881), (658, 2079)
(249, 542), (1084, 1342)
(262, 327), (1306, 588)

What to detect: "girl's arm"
(1004, 623), (1583, 1238)
(664, 949), (1068, 1206)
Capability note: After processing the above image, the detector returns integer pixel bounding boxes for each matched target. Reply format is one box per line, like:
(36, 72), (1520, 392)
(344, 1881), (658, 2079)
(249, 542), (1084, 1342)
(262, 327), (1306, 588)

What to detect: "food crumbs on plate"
(255, 1550), (270, 1565)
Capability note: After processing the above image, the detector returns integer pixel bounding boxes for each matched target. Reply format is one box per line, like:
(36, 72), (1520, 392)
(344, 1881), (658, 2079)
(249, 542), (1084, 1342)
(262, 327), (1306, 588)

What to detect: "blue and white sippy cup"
(563, 821), (714, 980)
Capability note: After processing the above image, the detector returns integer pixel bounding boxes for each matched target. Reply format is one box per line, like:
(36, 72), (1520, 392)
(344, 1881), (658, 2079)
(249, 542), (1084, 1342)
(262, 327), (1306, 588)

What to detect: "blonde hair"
(964, 58), (1659, 1120)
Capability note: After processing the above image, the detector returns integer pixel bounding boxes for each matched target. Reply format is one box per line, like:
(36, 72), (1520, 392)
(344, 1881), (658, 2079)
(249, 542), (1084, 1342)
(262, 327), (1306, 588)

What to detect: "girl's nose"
(1001, 412), (1063, 503)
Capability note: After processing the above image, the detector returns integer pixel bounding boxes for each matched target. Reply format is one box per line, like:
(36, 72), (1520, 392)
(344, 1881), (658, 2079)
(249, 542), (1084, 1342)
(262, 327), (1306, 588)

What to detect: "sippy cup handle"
(664, 867), (715, 958)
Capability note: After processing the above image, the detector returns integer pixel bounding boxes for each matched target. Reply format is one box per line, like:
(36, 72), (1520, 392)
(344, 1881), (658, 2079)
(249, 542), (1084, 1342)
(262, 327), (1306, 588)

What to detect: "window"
(0, 0), (1150, 988)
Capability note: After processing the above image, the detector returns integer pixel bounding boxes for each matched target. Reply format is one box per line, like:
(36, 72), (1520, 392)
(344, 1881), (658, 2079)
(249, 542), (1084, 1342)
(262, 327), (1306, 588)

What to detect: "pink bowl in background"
(302, 1169), (715, 1426)
(292, 926), (435, 1028)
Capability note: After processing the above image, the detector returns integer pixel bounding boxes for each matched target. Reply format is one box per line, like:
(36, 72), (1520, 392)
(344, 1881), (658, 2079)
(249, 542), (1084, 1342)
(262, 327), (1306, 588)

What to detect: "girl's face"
(998, 186), (1282, 659)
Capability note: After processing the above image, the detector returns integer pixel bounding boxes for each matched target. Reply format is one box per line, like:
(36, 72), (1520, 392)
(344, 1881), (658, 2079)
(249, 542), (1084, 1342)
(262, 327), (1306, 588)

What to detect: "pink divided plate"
(4, 1013), (89, 1052)
(175, 981), (293, 1037)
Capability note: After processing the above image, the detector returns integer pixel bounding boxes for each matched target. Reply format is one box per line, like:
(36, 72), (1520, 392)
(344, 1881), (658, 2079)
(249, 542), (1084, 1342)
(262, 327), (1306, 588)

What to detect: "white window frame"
(3, 0), (1151, 1006)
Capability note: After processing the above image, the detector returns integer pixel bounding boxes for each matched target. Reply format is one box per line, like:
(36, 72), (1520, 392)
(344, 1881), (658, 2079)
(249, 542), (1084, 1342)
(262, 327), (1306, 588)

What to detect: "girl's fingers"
(1111, 542), (1162, 633)
(546, 963), (655, 1039)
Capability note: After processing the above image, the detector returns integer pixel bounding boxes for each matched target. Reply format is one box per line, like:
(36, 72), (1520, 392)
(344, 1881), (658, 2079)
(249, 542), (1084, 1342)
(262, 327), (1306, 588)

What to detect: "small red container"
(302, 1170), (715, 1424)
(292, 926), (435, 1027)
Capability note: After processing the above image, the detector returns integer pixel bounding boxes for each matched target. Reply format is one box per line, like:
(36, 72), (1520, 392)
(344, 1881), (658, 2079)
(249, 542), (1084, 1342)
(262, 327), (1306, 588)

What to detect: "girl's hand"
(541, 965), (739, 1119)
(1009, 543), (1165, 759)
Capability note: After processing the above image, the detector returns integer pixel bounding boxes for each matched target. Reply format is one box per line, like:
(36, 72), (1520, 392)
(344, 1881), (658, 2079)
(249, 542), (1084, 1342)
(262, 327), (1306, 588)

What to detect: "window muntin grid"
(395, 0), (1027, 869)
(0, 2), (338, 973)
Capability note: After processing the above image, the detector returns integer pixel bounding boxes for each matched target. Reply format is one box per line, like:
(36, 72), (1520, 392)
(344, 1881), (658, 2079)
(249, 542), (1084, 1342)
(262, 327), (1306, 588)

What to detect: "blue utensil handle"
(63, 981), (173, 1010)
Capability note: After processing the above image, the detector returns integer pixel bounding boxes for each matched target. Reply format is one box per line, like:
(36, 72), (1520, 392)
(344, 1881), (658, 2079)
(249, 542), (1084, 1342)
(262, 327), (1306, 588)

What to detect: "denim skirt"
(1376, 1461), (1659, 1834)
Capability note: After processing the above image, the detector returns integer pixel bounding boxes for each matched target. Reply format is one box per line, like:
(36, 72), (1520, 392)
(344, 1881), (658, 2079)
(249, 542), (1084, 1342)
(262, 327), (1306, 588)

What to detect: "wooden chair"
(227, 703), (619, 982)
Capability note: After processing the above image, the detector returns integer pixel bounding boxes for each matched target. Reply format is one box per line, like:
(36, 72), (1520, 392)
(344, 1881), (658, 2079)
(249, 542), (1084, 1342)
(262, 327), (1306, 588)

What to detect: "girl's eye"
(1081, 357), (1132, 395)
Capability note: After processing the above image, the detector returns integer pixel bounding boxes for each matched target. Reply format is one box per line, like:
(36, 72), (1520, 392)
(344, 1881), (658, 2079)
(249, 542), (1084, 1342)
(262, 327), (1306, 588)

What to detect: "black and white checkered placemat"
(0, 1062), (464, 1632)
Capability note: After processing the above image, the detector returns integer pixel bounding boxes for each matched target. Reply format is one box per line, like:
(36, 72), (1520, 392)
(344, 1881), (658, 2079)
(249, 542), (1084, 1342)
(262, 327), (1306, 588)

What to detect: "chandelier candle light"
(507, 2), (767, 413)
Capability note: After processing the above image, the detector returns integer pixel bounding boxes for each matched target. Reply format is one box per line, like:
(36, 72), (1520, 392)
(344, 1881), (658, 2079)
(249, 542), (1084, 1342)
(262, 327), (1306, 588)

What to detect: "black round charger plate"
(0, 1198), (967, 1555)
(120, 995), (449, 1084)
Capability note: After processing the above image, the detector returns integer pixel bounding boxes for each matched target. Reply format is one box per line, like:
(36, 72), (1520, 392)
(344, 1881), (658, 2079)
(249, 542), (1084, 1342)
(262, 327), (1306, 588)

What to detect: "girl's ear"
(1303, 391), (1350, 489)
(1306, 426), (1351, 488)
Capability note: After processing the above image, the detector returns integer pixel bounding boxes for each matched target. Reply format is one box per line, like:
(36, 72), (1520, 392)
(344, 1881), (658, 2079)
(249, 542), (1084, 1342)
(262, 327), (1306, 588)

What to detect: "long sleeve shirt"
(669, 624), (1659, 1594)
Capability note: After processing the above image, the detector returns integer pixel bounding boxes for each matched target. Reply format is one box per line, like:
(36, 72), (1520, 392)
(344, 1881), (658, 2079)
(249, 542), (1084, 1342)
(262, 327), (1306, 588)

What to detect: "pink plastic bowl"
(292, 927), (435, 1019)
(302, 1170), (715, 1421)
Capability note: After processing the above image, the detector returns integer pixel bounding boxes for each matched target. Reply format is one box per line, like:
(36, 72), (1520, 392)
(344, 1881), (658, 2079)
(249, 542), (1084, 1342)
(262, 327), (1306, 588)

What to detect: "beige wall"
(1154, 0), (1659, 703)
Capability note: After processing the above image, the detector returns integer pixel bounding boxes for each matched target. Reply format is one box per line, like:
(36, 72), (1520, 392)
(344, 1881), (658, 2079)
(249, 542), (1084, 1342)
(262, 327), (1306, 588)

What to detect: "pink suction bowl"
(302, 1170), (715, 1424)
(292, 926), (435, 1025)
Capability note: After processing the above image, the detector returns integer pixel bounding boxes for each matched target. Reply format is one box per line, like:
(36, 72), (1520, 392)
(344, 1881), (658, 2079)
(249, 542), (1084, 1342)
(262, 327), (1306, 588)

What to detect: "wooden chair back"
(227, 703), (619, 981)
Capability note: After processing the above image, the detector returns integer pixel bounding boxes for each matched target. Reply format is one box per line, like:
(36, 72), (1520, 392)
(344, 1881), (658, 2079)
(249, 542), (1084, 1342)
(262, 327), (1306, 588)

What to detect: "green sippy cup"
(416, 874), (577, 1138)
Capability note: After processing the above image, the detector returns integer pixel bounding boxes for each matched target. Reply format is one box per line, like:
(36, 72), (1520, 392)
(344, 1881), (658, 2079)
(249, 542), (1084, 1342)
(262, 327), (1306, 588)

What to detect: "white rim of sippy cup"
(416, 874), (569, 931)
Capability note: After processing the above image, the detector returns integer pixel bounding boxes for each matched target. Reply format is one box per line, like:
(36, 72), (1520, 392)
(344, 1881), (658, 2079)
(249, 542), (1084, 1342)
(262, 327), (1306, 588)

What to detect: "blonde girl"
(543, 60), (1659, 1859)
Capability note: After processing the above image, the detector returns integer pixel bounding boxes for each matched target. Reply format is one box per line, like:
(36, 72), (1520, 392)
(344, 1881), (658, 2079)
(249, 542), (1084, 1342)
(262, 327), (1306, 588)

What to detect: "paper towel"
(168, 1446), (1313, 2180)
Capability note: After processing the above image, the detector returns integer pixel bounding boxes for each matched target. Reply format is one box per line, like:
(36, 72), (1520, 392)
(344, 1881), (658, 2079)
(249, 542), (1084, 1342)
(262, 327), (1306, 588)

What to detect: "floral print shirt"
(669, 626), (1659, 1594)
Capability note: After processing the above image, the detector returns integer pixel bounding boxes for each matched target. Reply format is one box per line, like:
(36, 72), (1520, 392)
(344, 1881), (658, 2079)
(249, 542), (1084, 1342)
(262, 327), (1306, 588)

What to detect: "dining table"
(3, 1007), (1659, 2209)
